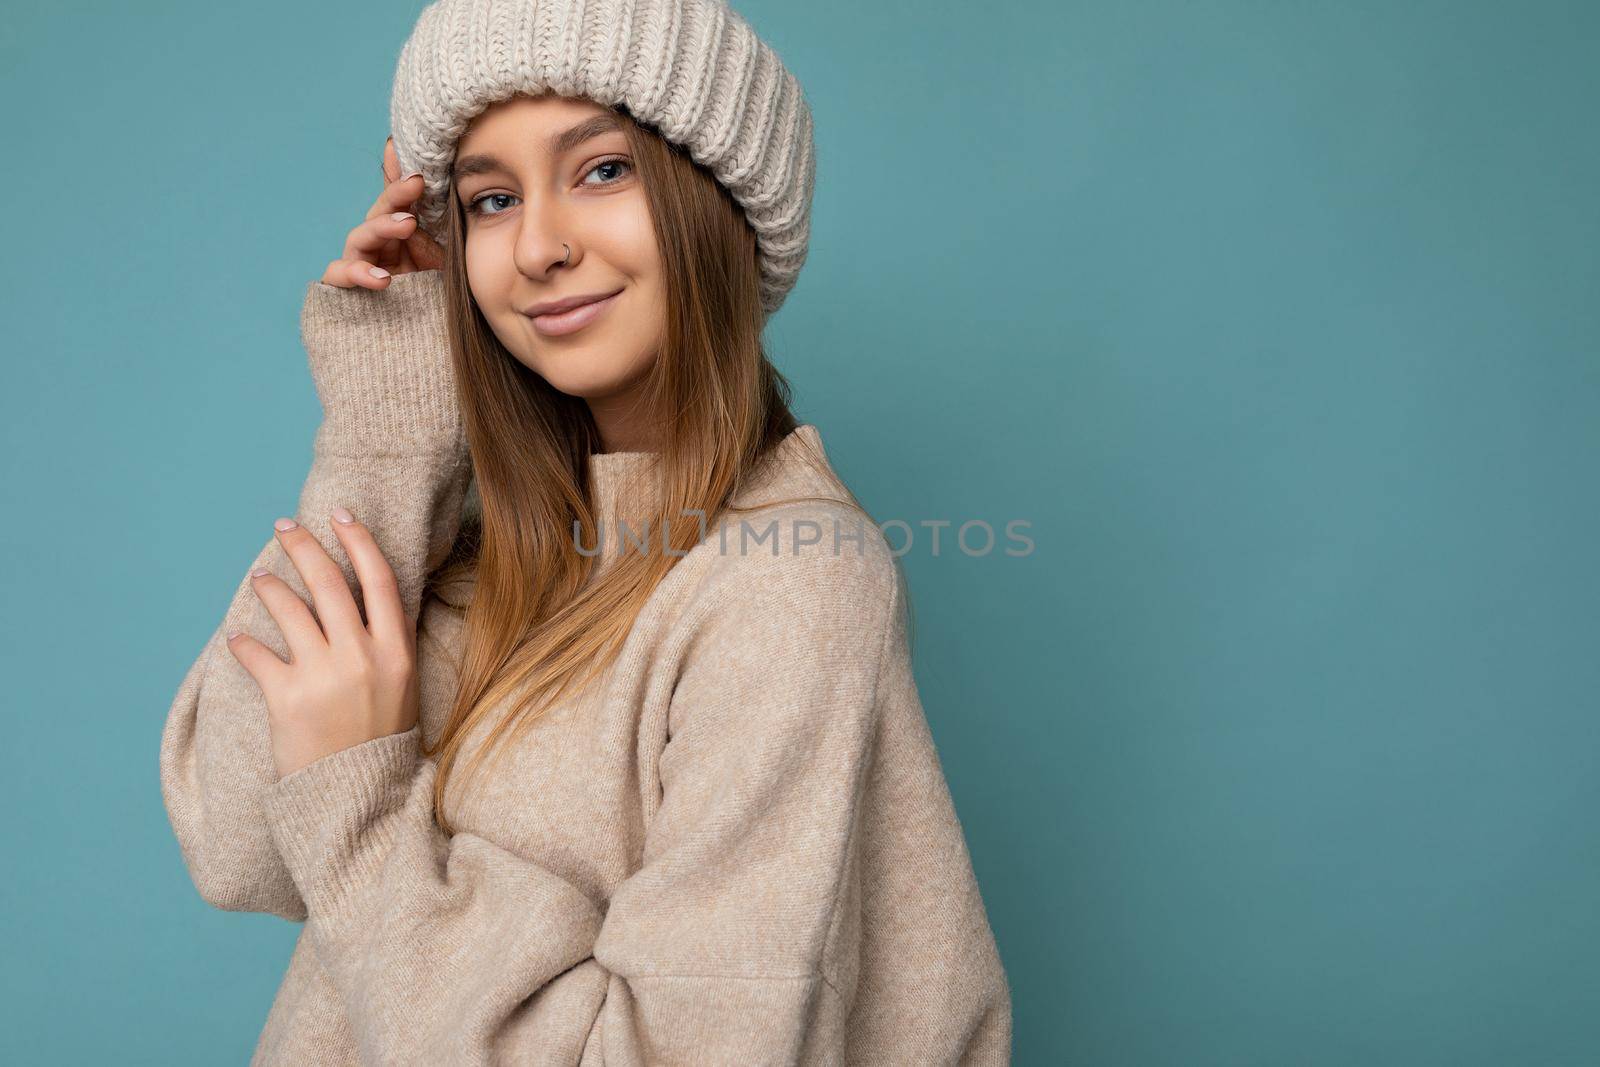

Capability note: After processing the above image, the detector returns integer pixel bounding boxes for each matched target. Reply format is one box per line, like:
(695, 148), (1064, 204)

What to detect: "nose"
(511, 200), (577, 279)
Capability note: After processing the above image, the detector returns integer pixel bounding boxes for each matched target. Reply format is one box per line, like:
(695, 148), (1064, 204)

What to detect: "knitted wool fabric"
(388, 0), (816, 316)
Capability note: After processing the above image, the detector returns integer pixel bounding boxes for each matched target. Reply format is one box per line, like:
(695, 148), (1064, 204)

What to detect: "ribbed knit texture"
(388, 0), (817, 317)
(299, 275), (465, 449)
(159, 270), (1010, 1064)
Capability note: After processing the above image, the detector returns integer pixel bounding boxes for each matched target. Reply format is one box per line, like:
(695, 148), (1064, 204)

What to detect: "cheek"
(463, 235), (513, 313)
(606, 200), (662, 280)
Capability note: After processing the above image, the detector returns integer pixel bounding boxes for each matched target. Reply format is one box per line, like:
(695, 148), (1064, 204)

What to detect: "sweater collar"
(445, 424), (846, 601)
(587, 422), (833, 523)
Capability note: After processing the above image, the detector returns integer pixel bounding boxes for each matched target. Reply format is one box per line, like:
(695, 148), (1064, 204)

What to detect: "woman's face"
(452, 94), (665, 444)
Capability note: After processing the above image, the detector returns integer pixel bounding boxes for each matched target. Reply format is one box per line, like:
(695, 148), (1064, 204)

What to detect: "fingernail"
(390, 212), (414, 222)
(332, 507), (356, 524)
(251, 567), (269, 578)
(369, 266), (391, 279)
(226, 629), (242, 641)
(274, 517), (298, 532)
(401, 171), (423, 182)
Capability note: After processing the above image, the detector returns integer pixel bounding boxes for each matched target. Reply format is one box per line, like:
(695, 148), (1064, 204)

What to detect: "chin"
(533, 365), (642, 400)
(496, 320), (657, 395)
(537, 348), (657, 395)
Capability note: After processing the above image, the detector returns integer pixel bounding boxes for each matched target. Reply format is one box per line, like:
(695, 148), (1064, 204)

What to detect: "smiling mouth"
(526, 289), (624, 337)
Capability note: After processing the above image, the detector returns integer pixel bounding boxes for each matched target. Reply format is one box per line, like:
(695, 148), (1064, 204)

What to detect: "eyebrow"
(450, 113), (623, 184)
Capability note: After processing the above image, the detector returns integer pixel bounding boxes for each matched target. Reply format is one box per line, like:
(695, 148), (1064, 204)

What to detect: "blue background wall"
(4, 1), (1598, 1063)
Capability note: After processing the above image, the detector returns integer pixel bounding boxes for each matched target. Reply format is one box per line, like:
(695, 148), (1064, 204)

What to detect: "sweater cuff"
(299, 270), (462, 449)
(262, 727), (421, 914)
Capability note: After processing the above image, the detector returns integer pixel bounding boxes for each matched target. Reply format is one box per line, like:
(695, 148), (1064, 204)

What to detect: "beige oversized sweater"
(159, 270), (1012, 1065)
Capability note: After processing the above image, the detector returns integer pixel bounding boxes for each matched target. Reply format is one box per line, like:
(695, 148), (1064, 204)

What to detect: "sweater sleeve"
(159, 270), (472, 920)
(258, 538), (901, 1064)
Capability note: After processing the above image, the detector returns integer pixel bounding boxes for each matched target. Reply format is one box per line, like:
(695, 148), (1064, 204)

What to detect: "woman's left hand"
(228, 508), (421, 780)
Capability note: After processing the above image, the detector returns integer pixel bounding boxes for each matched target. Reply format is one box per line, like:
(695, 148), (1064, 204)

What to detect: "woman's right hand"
(321, 137), (446, 289)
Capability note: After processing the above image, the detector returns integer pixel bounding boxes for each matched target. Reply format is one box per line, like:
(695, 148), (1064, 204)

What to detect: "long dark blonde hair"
(419, 98), (892, 834)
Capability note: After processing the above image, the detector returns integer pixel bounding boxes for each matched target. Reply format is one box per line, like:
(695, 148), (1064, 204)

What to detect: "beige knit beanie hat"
(388, 0), (816, 317)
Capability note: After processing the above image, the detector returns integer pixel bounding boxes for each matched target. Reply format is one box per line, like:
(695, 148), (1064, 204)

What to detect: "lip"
(523, 288), (624, 337)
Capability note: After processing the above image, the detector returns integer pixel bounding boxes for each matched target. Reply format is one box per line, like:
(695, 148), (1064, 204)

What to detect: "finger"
(368, 169), (426, 221)
(328, 508), (410, 647)
(225, 629), (289, 689)
(382, 137), (423, 196)
(321, 258), (395, 289)
(367, 174), (426, 219)
(273, 520), (368, 647)
(347, 212), (412, 277)
(344, 212), (420, 261)
(249, 569), (328, 661)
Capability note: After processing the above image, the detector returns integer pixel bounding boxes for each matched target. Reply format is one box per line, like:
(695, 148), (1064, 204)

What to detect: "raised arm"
(257, 536), (901, 1062)
(159, 270), (471, 919)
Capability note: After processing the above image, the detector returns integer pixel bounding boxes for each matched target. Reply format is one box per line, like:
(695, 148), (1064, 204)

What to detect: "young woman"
(159, 0), (1011, 1062)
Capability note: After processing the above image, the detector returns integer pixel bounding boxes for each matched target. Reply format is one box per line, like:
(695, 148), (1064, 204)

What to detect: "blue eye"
(466, 157), (634, 217)
(581, 158), (633, 185)
(468, 193), (516, 217)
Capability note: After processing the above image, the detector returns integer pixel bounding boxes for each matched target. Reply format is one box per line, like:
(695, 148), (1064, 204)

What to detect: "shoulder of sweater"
(686, 495), (903, 644)
(710, 493), (895, 569)
(668, 502), (906, 733)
